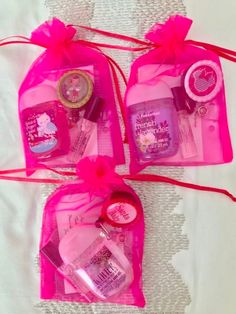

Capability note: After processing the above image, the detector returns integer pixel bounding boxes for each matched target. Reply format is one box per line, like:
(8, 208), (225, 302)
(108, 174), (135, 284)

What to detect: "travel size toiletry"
(41, 223), (134, 301)
(172, 87), (197, 159)
(69, 97), (103, 163)
(127, 80), (179, 162)
(59, 225), (133, 300)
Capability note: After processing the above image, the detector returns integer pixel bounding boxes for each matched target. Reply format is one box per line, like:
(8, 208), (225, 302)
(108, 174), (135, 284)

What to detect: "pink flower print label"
(128, 99), (179, 162)
(58, 70), (93, 109)
(184, 60), (223, 102)
(136, 113), (171, 153)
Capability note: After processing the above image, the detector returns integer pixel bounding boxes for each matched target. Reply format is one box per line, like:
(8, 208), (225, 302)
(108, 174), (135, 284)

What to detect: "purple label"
(135, 111), (171, 153)
(129, 98), (178, 160)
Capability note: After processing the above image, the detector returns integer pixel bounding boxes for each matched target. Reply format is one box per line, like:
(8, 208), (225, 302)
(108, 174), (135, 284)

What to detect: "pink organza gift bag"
(1, 158), (236, 307)
(39, 156), (145, 307)
(4, 18), (126, 175)
(125, 15), (235, 173)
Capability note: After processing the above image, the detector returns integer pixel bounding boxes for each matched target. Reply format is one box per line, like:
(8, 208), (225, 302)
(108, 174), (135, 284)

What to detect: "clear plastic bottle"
(58, 225), (133, 300)
(41, 224), (133, 301)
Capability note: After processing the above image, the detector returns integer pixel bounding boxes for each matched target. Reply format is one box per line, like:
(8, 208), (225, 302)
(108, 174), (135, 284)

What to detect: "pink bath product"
(58, 224), (133, 301)
(184, 60), (223, 103)
(127, 80), (179, 163)
(39, 173), (145, 306)
(68, 97), (103, 163)
(172, 87), (198, 159)
(22, 100), (70, 159)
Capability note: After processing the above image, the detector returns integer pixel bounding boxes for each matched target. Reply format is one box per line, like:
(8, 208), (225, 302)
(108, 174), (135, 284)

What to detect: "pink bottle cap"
(184, 60), (223, 102)
(101, 191), (141, 228)
(57, 69), (93, 108)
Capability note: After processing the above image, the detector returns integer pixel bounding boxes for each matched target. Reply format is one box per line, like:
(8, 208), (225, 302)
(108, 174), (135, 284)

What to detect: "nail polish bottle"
(43, 224), (133, 300)
(127, 80), (179, 162)
(172, 87), (197, 159)
(68, 97), (103, 163)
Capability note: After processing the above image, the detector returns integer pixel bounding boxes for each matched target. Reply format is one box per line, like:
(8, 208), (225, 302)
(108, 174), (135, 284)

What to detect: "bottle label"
(84, 246), (126, 297)
(23, 101), (59, 154)
(74, 237), (126, 298)
(129, 99), (176, 158)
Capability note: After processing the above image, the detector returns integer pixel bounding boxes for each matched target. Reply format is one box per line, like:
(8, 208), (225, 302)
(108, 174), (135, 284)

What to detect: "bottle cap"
(57, 69), (93, 109)
(101, 191), (141, 228)
(184, 60), (223, 102)
(41, 241), (64, 268)
(84, 97), (103, 122)
(171, 87), (186, 112)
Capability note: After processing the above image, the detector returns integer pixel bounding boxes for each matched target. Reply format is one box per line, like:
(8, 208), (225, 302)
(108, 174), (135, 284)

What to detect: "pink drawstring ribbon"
(0, 17), (236, 202)
(0, 157), (235, 202)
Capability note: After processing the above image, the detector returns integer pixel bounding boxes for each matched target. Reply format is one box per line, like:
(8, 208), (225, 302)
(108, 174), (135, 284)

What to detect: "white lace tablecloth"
(0, 1), (236, 314)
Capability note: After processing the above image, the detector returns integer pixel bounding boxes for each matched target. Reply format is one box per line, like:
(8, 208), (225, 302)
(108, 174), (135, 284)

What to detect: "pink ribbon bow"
(76, 156), (124, 197)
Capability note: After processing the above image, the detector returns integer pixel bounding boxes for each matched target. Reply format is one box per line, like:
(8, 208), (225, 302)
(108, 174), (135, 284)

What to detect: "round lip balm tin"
(101, 191), (141, 228)
(57, 69), (93, 109)
(184, 60), (223, 103)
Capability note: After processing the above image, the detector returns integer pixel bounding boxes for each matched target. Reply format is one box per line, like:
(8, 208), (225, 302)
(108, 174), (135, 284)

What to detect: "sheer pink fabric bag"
(39, 156), (145, 307)
(125, 15), (234, 173)
(17, 18), (125, 175)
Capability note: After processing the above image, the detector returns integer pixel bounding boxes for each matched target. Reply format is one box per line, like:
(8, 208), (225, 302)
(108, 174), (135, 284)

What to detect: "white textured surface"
(0, 2), (49, 314)
(182, 2), (236, 314)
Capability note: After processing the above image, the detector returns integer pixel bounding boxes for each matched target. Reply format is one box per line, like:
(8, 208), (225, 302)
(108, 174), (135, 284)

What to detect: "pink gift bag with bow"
(125, 15), (234, 173)
(14, 18), (125, 175)
(39, 156), (145, 307)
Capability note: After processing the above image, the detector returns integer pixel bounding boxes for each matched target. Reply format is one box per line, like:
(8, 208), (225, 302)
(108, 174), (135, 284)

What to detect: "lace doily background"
(36, 1), (191, 313)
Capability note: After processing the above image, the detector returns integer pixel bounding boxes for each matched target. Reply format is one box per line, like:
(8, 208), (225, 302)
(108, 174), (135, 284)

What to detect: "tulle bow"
(76, 156), (124, 197)
(31, 18), (76, 50)
(145, 15), (192, 58)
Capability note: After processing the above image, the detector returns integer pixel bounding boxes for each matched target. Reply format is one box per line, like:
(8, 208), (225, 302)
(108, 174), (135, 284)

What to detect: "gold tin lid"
(57, 69), (93, 109)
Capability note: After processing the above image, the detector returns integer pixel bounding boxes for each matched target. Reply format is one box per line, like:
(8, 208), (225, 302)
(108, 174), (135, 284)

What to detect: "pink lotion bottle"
(127, 80), (179, 162)
(58, 225), (133, 300)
